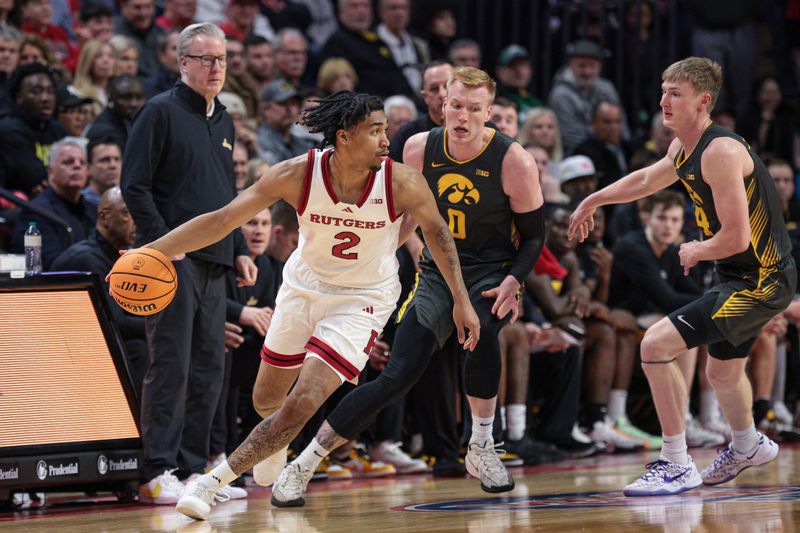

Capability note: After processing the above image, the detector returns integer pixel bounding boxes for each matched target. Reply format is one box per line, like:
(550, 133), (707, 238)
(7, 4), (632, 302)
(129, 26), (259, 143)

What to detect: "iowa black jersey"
(421, 126), (515, 269)
(674, 123), (791, 272)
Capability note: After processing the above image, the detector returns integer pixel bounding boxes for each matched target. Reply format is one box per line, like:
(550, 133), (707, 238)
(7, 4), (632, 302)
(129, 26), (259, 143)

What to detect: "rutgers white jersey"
(288, 148), (404, 289)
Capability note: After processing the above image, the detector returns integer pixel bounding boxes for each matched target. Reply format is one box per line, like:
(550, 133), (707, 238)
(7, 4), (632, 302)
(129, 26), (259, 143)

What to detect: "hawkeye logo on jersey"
(309, 213), (386, 229)
(437, 174), (480, 205)
(222, 138), (232, 151)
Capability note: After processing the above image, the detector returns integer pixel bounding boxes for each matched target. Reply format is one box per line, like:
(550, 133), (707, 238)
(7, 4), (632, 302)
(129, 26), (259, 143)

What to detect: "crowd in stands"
(3, 0), (800, 500)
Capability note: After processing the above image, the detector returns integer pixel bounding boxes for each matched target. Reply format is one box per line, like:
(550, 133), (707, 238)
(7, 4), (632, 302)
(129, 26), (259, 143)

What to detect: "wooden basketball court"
(3, 444), (800, 532)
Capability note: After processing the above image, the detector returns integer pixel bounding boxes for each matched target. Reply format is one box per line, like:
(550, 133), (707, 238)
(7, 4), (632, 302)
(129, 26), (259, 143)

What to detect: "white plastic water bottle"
(24, 221), (42, 275)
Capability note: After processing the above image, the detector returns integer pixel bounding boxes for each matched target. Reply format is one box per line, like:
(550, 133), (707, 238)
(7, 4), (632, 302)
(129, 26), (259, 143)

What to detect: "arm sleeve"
(509, 206), (545, 283)
(121, 103), (171, 243)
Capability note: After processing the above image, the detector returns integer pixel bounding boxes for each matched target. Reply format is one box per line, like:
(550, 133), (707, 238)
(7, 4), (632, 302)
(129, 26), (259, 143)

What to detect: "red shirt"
(21, 22), (80, 73)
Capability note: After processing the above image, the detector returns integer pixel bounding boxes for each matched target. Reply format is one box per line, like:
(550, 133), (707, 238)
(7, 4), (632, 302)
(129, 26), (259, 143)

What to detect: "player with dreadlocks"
(154, 90), (480, 520)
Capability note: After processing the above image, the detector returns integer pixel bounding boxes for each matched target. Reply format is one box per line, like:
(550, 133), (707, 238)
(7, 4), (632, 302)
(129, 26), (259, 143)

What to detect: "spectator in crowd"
(17, 34), (53, 67)
(244, 35), (275, 95)
(231, 143), (248, 191)
(389, 60), (451, 161)
(17, 0), (79, 72)
(739, 76), (800, 168)
(13, 136), (97, 268)
(632, 111), (675, 163)
(317, 0), (413, 99)
(574, 101), (638, 190)
(0, 0), (11, 23)
(71, 39), (116, 118)
(82, 136), (122, 205)
(258, 0), (312, 34)
(417, 4), (457, 61)
(548, 39), (628, 154)
(447, 38), (481, 69)
(121, 22), (254, 505)
(490, 97), (519, 139)
(218, 90), (261, 159)
(769, 158), (800, 240)
(0, 64), (66, 197)
(0, 23), (19, 94)
(526, 204), (602, 457)
(55, 85), (93, 137)
(555, 155), (598, 203)
(287, 88), (324, 147)
(256, 79), (314, 165)
(114, 0), (164, 78)
(316, 57), (357, 95)
(264, 199), (298, 291)
(220, 0), (263, 41)
(518, 107), (564, 163)
(688, 0), (758, 119)
(143, 30), (180, 97)
(293, 0), (337, 49)
(87, 74), (146, 149)
(524, 142), (566, 204)
(495, 44), (542, 123)
(155, 0), (197, 31)
(383, 94), (417, 142)
(221, 38), (260, 119)
(51, 187), (147, 391)
(109, 35), (141, 76)
(76, 2), (115, 44)
(376, 0), (430, 95)
(273, 28), (308, 90)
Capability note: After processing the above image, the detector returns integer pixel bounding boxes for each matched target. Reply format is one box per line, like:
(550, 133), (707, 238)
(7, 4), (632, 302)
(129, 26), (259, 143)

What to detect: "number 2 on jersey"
(332, 231), (361, 259)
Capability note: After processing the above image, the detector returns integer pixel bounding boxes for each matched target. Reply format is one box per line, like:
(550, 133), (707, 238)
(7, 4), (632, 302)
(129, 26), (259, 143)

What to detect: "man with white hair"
(122, 21), (256, 504)
(383, 94), (417, 141)
(12, 137), (97, 268)
(273, 28), (308, 89)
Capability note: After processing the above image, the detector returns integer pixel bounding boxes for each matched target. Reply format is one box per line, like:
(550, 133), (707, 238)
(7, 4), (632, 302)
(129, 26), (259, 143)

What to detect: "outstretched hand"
(567, 200), (596, 242)
(453, 300), (480, 351)
(480, 275), (521, 323)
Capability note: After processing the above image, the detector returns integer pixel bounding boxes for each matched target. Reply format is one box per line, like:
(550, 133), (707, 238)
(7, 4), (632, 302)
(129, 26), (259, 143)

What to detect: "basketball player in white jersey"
(131, 91), (480, 520)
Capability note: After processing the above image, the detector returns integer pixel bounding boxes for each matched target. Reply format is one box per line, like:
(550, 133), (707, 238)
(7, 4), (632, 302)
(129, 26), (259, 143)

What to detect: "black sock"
(586, 404), (607, 427)
(753, 398), (772, 425)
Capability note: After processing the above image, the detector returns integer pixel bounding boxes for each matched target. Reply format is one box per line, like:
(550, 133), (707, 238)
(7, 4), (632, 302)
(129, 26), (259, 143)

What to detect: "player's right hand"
(453, 301), (480, 351)
(567, 200), (596, 242)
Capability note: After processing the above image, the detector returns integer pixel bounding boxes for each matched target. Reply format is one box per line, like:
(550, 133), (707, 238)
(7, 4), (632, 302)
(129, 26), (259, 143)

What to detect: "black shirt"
(609, 229), (702, 315)
(389, 114), (437, 163)
(420, 126), (515, 276)
(674, 123), (791, 273)
(122, 80), (246, 267)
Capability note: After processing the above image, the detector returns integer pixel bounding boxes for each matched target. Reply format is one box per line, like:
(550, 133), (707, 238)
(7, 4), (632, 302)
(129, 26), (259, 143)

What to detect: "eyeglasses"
(184, 54), (227, 67)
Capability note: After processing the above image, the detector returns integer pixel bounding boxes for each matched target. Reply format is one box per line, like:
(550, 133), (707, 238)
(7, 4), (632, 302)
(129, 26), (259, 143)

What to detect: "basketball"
(108, 248), (177, 316)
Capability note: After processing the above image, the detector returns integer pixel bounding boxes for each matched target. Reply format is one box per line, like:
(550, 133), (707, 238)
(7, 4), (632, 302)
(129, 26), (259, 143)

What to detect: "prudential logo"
(36, 460), (48, 480)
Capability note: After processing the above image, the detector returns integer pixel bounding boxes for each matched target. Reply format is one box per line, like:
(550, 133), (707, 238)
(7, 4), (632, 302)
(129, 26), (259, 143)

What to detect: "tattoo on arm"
(227, 416), (305, 474)
(434, 224), (460, 272)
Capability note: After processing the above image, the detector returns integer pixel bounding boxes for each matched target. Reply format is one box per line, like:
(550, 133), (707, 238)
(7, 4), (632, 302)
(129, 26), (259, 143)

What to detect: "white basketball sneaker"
(701, 432), (779, 486)
(465, 440), (515, 493)
(253, 446), (288, 486)
(271, 463), (314, 508)
(176, 478), (228, 520)
(623, 457), (702, 496)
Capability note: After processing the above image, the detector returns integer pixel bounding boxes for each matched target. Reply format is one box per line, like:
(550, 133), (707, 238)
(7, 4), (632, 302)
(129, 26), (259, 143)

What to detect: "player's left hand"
(235, 255), (258, 287)
(453, 300), (481, 351)
(678, 240), (702, 275)
(481, 275), (521, 323)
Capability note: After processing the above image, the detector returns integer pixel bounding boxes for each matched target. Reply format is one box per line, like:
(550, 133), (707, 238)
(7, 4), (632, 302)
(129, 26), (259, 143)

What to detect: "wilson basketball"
(108, 248), (177, 316)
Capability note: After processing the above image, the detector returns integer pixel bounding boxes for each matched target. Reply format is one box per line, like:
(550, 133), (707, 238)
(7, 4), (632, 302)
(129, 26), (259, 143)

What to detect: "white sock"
(506, 404), (526, 441)
(731, 425), (759, 455)
(700, 389), (720, 423)
(206, 460), (237, 489)
(608, 389), (627, 421)
(660, 432), (689, 465)
(470, 415), (494, 446)
(295, 438), (330, 472)
(499, 406), (507, 430)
